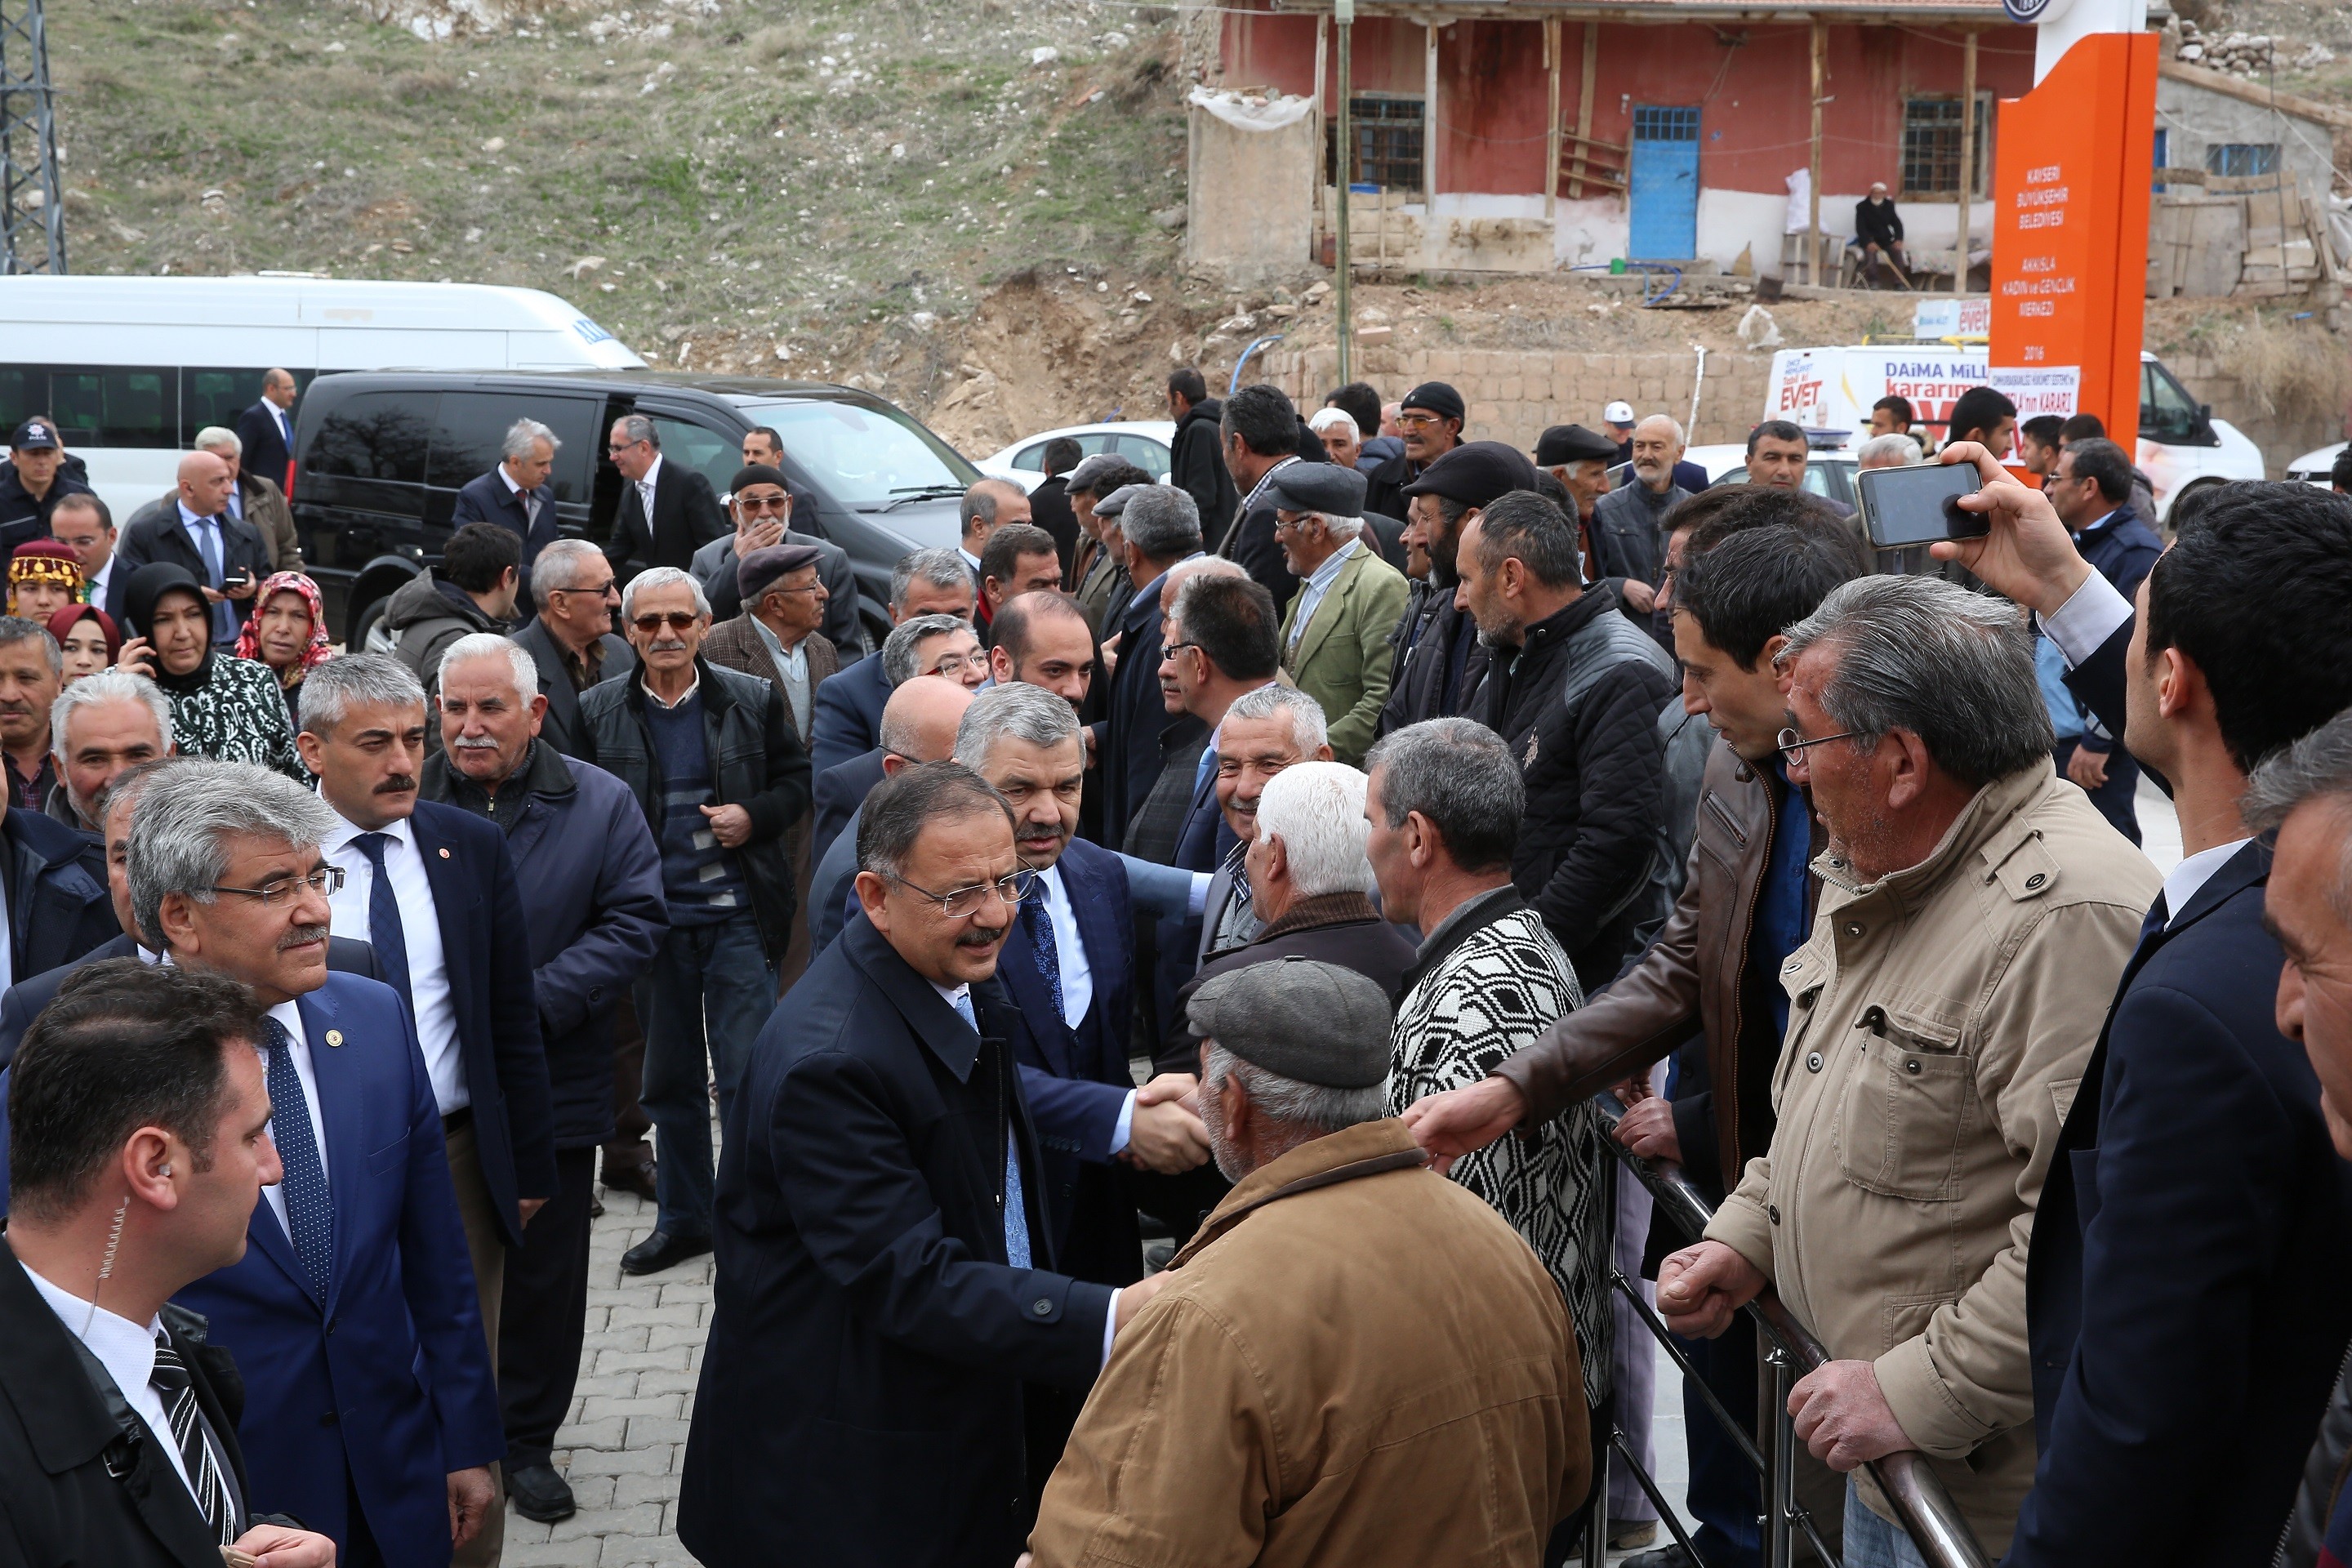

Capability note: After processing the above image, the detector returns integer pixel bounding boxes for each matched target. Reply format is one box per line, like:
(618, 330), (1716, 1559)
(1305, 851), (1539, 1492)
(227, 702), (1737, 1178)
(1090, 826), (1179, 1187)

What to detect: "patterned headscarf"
(233, 571), (336, 677)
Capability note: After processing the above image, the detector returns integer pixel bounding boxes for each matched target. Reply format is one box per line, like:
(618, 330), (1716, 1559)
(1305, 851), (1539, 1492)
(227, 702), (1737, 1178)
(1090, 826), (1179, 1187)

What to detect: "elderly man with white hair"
(1264, 461), (1409, 767)
(1856, 431), (1921, 470)
(45, 666), (172, 833)
(1588, 412), (1690, 622)
(1175, 759), (1415, 1037)
(452, 416), (564, 593)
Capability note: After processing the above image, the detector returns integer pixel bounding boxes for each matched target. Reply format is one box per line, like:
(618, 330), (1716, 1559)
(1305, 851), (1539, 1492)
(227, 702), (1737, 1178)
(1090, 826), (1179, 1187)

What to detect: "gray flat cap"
(1266, 461), (1367, 518)
(1187, 956), (1393, 1089)
(1093, 483), (1143, 519)
(1064, 453), (1125, 496)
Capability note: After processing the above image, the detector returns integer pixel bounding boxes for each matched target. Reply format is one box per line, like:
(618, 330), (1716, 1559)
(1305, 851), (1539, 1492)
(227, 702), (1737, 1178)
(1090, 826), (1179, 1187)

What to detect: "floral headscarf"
(233, 571), (336, 678)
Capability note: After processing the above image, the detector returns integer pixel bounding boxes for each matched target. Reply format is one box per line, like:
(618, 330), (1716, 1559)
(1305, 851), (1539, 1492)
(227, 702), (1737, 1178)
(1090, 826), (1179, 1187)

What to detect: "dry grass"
(2181, 306), (2352, 417)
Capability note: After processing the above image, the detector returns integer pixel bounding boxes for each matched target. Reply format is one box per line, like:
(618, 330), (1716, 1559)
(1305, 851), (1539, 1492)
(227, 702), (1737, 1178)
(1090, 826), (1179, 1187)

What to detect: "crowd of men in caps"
(0, 356), (2349, 1568)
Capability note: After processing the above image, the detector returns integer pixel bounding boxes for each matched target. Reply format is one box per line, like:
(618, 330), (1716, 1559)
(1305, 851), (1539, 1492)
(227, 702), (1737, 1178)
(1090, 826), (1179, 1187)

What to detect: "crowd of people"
(4, 359), (2352, 1568)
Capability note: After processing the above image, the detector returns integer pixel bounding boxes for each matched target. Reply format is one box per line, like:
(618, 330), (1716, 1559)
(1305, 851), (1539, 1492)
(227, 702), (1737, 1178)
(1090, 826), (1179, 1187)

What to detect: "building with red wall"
(1213, 0), (2038, 276)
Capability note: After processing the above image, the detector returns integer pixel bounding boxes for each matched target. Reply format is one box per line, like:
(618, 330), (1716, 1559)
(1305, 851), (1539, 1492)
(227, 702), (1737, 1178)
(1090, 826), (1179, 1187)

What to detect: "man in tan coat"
(1027, 957), (1588, 1568)
(1654, 574), (2159, 1561)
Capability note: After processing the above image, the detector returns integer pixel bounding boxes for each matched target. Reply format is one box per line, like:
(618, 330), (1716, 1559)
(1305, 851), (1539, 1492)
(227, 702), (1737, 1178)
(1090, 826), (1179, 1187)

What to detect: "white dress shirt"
(2040, 570), (2135, 669)
(86, 555), (113, 612)
(635, 453), (664, 533)
(257, 997), (333, 1241)
(498, 462), (542, 532)
(2161, 837), (2253, 928)
(20, 1263), (199, 1497)
(1286, 536), (1360, 653)
(320, 814), (466, 1115)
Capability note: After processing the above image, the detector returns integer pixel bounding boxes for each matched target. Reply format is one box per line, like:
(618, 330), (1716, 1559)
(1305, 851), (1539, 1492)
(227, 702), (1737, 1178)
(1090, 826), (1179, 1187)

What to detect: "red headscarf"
(47, 604), (120, 663)
(233, 572), (336, 677)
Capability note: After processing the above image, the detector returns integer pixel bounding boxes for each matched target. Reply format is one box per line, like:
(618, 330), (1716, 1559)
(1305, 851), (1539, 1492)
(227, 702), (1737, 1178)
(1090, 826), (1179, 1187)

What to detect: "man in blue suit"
(681, 762), (1169, 1566)
(1092, 485), (1206, 850)
(808, 547), (973, 777)
(1932, 457), (2352, 1568)
(137, 760), (505, 1568)
(449, 418), (564, 607)
(296, 653), (555, 1564)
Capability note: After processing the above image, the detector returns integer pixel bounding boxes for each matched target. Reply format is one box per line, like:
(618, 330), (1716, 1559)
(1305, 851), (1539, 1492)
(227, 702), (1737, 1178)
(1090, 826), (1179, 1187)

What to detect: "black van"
(287, 371), (980, 646)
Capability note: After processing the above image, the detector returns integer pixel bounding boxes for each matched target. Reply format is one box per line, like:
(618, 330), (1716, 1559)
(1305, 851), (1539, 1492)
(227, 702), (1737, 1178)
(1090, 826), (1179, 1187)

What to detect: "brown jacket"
(1030, 1120), (1588, 1567)
(1494, 734), (1817, 1191)
(242, 474), (299, 571)
(702, 611), (835, 986)
(1704, 760), (2158, 1553)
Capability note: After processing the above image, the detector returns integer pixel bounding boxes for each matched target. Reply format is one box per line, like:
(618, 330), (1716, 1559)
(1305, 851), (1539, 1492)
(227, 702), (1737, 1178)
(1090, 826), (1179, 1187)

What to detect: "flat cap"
(1093, 483), (1143, 519)
(1265, 460), (1366, 517)
(738, 542), (822, 602)
(1401, 440), (1539, 510)
(1064, 452), (1125, 497)
(1187, 956), (1394, 1089)
(1400, 381), (1465, 425)
(1535, 424), (1620, 466)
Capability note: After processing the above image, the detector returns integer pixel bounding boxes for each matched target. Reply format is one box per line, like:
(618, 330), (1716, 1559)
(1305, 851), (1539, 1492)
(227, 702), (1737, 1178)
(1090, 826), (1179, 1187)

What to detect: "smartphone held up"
(1855, 464), (1989, 550)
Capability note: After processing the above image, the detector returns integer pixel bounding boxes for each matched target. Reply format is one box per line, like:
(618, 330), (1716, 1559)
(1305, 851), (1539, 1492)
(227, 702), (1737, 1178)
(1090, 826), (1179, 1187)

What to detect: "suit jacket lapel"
(1058, 848), (1127, 1071)
(998, 919), (1078, 1078)
(298, 989), (362, 1316)
(1290, 550), (1361, 673)
(408, 808), (476, 1006)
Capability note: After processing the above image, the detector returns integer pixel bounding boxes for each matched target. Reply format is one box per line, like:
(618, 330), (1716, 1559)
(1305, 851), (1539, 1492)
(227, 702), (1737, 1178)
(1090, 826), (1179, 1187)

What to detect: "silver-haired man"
(582, 566), (809, 1276)
(46, 666), (172, 833)
(452, 416), (564, 593)
(1651, 574), (2158, 1560)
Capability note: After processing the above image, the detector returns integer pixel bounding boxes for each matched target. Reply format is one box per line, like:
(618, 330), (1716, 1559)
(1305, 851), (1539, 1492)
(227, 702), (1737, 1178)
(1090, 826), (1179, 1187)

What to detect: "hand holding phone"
(1855, 463), (1988, 550)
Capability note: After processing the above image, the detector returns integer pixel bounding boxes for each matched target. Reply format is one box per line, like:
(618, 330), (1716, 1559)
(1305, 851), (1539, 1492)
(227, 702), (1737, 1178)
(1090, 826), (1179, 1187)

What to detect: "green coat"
(1277, 542), (1412, 767)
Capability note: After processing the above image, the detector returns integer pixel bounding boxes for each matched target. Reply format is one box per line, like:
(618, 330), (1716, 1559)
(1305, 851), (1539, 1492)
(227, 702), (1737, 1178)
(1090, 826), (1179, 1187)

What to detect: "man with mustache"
(1588, 415), (1690, 626)
(136, 759), (506, 1568)
(0, 612), (61, 813)
(1378, 442), (1536, 737)
(298, 653), (555, 1568)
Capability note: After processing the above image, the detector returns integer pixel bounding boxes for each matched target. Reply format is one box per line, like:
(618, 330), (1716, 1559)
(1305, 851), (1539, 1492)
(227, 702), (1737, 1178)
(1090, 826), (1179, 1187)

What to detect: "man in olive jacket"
(1267, 462), (1409, 768)
(1648, 576), (2158, 1559)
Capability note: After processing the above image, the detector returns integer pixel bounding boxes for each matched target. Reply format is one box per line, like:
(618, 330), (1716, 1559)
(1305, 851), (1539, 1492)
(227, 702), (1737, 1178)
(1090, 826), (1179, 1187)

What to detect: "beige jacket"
(1704, 760), (2158, 1554)
(1030, 1120), (1588, 1567)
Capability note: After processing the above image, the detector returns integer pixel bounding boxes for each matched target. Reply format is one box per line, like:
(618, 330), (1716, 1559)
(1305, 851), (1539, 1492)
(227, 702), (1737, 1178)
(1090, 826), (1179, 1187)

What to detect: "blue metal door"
(1628, 105), (1700, 261)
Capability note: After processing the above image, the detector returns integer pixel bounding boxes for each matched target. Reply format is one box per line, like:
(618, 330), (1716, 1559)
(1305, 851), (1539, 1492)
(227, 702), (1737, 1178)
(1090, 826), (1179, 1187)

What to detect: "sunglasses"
(631, 612), (702, 633)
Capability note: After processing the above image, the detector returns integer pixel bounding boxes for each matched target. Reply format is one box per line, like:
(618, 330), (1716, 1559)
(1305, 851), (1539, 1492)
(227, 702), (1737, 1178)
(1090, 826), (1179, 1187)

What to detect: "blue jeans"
(642, 913), (775, 1238)
(1842, 1479), (1930, 1568)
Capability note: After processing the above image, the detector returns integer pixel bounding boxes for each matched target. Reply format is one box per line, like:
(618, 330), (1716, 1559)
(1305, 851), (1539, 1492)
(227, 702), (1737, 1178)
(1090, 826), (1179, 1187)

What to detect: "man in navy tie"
(234, 368), (299, 495)
(136, 759), (504, 1568)
(296, 653), (555, 1567)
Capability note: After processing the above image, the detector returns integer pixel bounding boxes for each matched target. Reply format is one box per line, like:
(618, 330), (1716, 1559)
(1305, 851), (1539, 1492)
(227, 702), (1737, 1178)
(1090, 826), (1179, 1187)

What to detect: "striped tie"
(149, 1330), (238, 1544)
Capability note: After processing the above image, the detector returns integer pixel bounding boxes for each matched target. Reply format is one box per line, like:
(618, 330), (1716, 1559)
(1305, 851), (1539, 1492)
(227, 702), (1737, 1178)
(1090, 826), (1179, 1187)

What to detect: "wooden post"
(1424, 19), (1439, 210)
(1313, 11), (1329, 262)
(1570, 21), (1597, 200)
(1545, 18), (1562, 221)
(1336, 0), (1353, 381)
(1807, 18), (1826, 285)
(1958, 29), (1978, 291)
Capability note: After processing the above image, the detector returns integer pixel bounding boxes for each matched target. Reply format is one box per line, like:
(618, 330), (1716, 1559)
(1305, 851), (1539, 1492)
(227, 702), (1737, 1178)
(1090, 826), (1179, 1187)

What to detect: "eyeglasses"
(1158, 640), (1199, 663)
(207, 866), (346, 906)
(554, 579), (621, 601)
(884, 866), (1036, 920)
(736, 493), (791, 514)
(632, 612), (702, 633)
(924, 654), (983, 676)
(1776, 725), (1862, 763)
(1395, 412), (1445, 429)
(606, 439), (647, 454)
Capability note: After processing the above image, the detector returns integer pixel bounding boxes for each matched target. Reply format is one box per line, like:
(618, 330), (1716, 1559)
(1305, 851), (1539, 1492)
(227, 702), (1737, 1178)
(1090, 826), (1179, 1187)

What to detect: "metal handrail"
(1590, 1094), (1995, 1568)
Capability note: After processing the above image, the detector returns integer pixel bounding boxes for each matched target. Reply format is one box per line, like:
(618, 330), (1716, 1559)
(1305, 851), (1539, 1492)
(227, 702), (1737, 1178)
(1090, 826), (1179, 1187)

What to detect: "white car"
(2288, 442), (2345, 488)
(1684, 443), (1860, 510)
(976, 421), (1176, 492)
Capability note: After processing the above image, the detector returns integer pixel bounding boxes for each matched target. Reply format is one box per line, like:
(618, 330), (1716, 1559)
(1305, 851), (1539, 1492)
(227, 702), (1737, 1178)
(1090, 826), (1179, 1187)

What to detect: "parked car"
(2288, 442), (2345, 488)
(975, 421), (1176, 491)
(1682, 443), (1859, 510)
(288, 371), (978, 648)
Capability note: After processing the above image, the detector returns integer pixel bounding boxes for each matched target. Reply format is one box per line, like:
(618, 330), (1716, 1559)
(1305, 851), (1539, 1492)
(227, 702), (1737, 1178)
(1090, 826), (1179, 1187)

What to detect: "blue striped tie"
(261, 1016), (333, 1303)
(352, 833), (413, 1012)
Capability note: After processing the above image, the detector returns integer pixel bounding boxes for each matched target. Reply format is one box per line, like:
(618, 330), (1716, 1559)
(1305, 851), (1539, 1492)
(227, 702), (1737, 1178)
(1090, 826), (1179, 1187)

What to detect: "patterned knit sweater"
(1386, 888), (1612, 1405)
(164, 653), (305, 782)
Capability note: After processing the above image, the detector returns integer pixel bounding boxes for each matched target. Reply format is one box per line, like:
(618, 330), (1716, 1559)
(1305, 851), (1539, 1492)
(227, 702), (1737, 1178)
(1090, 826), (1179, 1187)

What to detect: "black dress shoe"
(507, 1463), (576, 1523)
(620, 1229), (711, 1276)
(601, 1159), (657, 1202)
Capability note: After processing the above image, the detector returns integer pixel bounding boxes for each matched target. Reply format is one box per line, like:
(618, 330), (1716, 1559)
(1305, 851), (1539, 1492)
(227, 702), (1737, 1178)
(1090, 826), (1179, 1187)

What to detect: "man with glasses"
(514, 537), (635, 761)
(1362, 381), (1465, 525)
(582, 568), (810, 1276)
(689, 463), (863, 648)
(679, 760), (1169, 1567)
(604, 413), (728, 576)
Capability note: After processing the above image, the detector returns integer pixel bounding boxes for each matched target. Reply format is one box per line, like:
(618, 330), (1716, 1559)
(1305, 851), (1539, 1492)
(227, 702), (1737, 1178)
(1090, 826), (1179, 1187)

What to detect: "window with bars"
(1632, 105), (1699, 144)
(1324, 96), (1424, 192)
(1900, 96), (1991, 197)
(2207, 142), (2282, 176)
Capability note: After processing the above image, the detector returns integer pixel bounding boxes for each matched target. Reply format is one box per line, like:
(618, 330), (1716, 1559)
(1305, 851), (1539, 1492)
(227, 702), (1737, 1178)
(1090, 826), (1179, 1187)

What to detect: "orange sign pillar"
(1989, 32), (2158, 448)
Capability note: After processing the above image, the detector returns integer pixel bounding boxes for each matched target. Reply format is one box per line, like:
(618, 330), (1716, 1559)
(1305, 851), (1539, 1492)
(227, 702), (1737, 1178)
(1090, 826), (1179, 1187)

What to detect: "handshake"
(1121, 1072), (1211, 1174)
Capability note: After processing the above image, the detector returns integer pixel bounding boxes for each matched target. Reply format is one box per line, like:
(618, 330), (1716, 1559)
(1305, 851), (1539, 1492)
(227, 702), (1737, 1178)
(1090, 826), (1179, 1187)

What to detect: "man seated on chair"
(1847, 182), (1909, 285)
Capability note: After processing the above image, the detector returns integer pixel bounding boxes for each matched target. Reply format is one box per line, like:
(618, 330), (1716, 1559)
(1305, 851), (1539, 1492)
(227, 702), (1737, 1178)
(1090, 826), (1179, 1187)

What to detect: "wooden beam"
(1313, 12), (1330, 259)
(1545, 18), (1562, 220)
(1570, 20), (1598, 199)
(1425, 19), (1439, 208)
(1957, 28), (1976, 291)
(1807, 16), (1825, 285)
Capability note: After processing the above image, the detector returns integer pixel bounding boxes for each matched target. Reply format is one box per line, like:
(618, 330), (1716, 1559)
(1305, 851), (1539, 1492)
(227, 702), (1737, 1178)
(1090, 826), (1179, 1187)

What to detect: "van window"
(2140, 362), (2207, 445)
(49, 369), (175, 449)
(430, 392), (600, 503)
(180, 369), (318, 447)
(648, 416), (743, 497)
(303, 391), (433, 484)
(0, 368), (40, 434)
(735, 398), (976, 508)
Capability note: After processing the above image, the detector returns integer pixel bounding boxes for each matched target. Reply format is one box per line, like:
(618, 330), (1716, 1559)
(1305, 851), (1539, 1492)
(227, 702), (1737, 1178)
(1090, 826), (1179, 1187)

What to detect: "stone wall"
(2162, 349), (2345, 478)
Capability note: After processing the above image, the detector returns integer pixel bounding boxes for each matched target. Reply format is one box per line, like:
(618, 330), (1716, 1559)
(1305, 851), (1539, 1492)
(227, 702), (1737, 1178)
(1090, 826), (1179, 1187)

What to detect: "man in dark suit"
(1094, 485), (1205, 849)
(1029, 436), (1084, 581)
(1931, 457), (2352, 1568)
(295, 656), (555, 1565)
(133, 760), (504, 1568)
(105, 451), (272, 644)
(2042, 435), (2163, 844)
(232, 369), (298, 495)
(807, 676), (972, 957)
(512, 537), (635, 762)
(808, 546), (973, 777)
(604, 413), (728, 576)
(678, 761), (1166, 1566)
(450, 416), (564, 592)
(0, 741), (121, 1027)
(0, 960), (340, 1568)
(1212, 385), (1305, 614)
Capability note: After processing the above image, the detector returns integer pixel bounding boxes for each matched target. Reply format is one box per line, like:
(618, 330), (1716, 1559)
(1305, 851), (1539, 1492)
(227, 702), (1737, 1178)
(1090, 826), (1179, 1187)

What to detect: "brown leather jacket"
(1491, 733), (1819, 1192)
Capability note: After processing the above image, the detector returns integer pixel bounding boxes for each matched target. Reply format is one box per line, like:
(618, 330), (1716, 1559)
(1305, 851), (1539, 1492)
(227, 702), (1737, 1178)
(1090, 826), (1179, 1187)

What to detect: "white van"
(1764, 345), (2264, 521)
(0, 276), (643, 523)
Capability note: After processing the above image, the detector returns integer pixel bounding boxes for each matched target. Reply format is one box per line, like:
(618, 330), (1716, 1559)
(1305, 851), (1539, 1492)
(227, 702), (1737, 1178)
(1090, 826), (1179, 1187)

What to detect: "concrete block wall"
(1263, 344), (1779, 452)
(2163, 349), (2345, 479)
